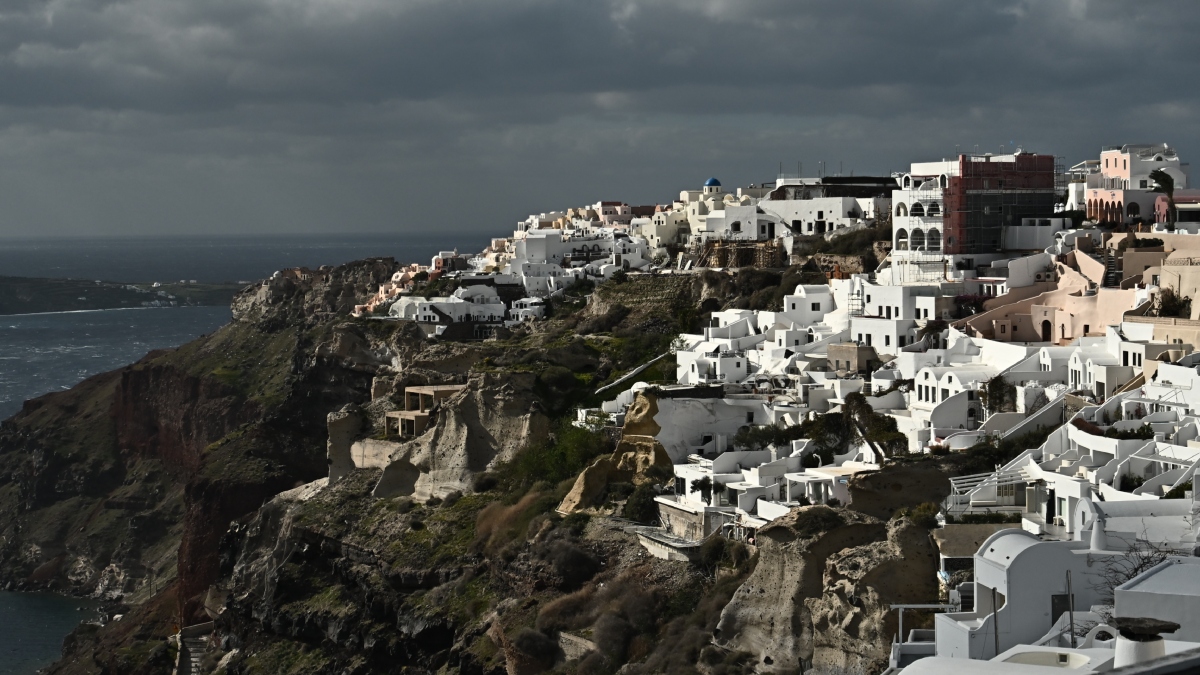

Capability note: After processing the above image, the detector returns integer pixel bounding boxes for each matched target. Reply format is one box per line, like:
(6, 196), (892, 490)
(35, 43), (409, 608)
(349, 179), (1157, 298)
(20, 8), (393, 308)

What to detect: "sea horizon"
(0, 232), (491, 284)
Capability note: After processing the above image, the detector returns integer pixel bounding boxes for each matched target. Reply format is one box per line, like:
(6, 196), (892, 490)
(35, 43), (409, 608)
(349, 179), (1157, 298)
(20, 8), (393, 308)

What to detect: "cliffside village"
(317, 142), (1200, 673)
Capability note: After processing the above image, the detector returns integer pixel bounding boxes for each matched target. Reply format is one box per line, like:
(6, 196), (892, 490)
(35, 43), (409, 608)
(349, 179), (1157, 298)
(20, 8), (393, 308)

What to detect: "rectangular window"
(791, 303), (796, 310)
(1141, 179), (1148, 189)
(941, 388), (949, 400)
(811, 302), (821, 311)
(746, 412), (754, 423)
(866, 295), (872, 303)
(866, 334), (872, 346)
(885, 335), (891, 346)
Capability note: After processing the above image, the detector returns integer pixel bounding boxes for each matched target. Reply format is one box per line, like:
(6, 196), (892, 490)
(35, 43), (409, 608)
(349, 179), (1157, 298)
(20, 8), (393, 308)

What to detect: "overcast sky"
(0, 0), (1197, 238)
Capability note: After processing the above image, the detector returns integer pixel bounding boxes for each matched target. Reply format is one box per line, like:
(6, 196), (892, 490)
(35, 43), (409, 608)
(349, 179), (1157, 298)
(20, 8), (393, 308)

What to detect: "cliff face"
(1, 258), (949, 674)
(373, 372), (552, 500)
(0, 260), (408, 638)
(714, 508), (938, 674)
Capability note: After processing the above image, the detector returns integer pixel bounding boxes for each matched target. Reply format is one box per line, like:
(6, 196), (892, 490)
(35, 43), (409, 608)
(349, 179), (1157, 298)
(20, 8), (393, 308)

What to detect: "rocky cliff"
(715, 508), (939, 674)
(0, 258), (954, 675)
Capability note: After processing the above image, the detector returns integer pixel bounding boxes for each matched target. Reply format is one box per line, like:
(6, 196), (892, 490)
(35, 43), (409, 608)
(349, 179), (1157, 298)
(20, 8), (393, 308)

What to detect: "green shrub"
(791, 505), (844, 538)
(499, 424), (612, 490)
(562, 512), (592, 536)
(1165, 481), (1193, 499)
(903, 502), (941, 529)
(623, 484), (659, 524)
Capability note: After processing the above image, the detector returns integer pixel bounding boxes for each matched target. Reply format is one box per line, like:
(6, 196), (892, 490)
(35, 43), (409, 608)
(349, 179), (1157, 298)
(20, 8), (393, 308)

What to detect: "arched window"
(896, 203), (908, 217)
(895, 228), (909, 250)
(911, 202), (925, 217)
(903, 175), (912, 188)
(1127, 202), (1141, 217)
(927, 202), (941, 216)
(940, 175), (948, 189)
(910, 229), (926, 250)
(927, 228), (941, 250)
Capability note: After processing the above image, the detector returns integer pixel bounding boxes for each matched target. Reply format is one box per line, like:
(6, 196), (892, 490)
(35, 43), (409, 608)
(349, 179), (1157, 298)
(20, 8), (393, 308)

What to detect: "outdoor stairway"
(1103, 252), (1121, 288)
(179, 637), (206, 674)
(173, 622), (214, 675)
(946, 465), (1035, 515)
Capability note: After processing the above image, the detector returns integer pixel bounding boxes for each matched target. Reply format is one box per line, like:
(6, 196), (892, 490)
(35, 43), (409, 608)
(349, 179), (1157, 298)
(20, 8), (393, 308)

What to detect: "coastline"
(0, 275), (243, 316)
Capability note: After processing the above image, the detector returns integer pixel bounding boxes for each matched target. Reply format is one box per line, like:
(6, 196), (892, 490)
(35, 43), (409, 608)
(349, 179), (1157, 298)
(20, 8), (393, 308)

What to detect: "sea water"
(0, 306), (233, 420)
(0, 232), (487, 283)
(0, 592), (101, 674)
(0, 234), (475, 671)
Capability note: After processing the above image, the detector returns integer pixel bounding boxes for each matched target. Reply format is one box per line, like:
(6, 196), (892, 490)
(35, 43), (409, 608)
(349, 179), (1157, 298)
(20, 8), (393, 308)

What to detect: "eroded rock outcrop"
(374, 372), (551, 499)
(715, 508), (937, 674)
(557, 435), (672, 513)
(327, 404), (363, 482)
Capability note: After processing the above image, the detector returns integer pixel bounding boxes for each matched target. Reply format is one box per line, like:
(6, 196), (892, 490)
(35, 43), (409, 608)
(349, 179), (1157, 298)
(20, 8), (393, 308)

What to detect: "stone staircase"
(1103, 252), (1122, 288)
(173, 622), (214, 675)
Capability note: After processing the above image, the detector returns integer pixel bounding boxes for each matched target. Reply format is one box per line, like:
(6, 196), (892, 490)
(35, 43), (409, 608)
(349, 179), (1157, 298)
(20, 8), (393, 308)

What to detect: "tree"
(623, 484), (659, 523)
(1154, 287), (1191, 319)
(1090, 537), (1171, 614)
(844, 392), (907, 458)
(689, 476), (725, 505)
(1026, 389), (1050, 415)
(980, 375), (1018, 415)
(1150, 168), (1177, 231)
(918, 319), (948, 344)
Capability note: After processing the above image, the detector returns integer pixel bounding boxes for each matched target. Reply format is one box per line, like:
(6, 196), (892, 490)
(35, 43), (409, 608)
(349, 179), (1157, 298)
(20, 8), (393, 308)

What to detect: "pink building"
(594, 201), (634, 226)
(1154, 190), (1200, 225)
(1084, 144), (1189, 224)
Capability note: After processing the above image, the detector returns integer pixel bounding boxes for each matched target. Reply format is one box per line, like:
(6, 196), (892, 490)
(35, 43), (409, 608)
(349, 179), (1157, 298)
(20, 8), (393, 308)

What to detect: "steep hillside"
(0, 258), (950, 675)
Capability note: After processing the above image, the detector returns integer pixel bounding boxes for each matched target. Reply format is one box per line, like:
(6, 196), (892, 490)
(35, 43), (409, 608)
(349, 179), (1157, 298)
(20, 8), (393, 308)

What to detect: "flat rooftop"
(1119, 559), (1200, 597)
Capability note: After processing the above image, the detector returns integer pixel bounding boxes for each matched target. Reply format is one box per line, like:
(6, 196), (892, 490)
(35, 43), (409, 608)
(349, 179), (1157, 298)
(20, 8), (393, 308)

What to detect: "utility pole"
(1067, 570), (1077, 648)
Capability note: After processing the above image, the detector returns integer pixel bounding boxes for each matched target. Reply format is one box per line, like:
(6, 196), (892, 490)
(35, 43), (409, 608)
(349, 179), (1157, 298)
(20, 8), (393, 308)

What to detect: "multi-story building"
(1084, 143), (1189, 225)
(893, 151), (1058, 258)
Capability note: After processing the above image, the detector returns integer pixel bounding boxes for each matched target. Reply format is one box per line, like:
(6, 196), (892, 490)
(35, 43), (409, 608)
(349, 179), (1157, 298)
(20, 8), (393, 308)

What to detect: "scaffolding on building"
(890, 251), (949, 284)
(697, 239), (785, 269)
(943, 154), (1059, 254)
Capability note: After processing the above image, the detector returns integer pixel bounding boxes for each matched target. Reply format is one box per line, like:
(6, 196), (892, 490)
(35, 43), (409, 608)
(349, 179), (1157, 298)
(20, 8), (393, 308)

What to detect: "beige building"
(960, 263), (1149, 344)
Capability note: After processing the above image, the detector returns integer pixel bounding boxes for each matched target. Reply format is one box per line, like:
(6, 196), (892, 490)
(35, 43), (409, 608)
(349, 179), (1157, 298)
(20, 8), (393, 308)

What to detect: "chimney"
(1090, 506), (1108, 552)
(1111, 617), (1179, 668)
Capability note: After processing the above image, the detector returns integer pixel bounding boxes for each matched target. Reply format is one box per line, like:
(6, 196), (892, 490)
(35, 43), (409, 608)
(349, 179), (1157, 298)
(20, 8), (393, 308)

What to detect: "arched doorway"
(895, 228), (909, 250)
(1041, 320), (1051, 342)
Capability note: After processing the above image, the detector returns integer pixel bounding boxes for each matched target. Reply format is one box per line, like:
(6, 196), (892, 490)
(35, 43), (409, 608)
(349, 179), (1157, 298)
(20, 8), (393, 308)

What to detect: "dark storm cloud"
(0, 0), (1198, 238)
